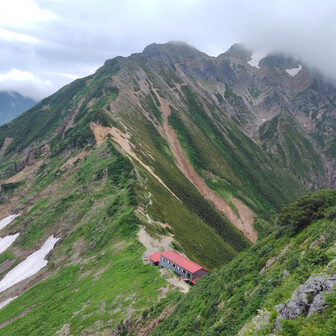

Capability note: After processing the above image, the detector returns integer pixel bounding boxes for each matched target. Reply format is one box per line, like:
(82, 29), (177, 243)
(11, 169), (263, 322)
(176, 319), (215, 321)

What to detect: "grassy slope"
(0, 61), (251, 267)
(0, 47), (330, 335)
(151, 190), (336, 336)
(0, 140), (176, 335)
(167, 84), (304, 214)
(259, 112), (325, 187)
(109, 108), (250, 268)
(0, 77), (90, 154)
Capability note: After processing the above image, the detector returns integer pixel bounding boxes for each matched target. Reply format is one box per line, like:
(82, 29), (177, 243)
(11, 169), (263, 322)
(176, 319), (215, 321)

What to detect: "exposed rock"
(0, 192), (8, 204)
(260, 245), (291, 274)
(327, 257), (336, 272)
(275, 273), (336, 329)
(260, 257), (276, 274)
(89, 240), (96, 250)
(217, 300), (225, 309)
(308, 293), (327, 317)
(280, 244), (291, 257)
(275, 304), (284, 313)
(238, 310), (271, 336)
(283, 269), (290, 278)
(310, 234), (325, 248)
(55, 323), (70, 335)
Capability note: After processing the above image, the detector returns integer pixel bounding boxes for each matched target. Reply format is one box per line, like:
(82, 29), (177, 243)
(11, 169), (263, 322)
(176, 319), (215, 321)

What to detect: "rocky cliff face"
(218, 45), (335, 189)
(138, 42), (336, 189)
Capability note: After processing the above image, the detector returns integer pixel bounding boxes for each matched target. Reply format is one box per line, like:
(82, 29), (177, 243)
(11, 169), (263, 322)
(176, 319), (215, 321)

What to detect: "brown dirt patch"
(136, 304), (176, 336)
(5, 160), (44, 184)
(60, 151), (87, 170)
(137, 227), (174, 259)
(90, 122), (179, 200)
(154, 90), (257, 242)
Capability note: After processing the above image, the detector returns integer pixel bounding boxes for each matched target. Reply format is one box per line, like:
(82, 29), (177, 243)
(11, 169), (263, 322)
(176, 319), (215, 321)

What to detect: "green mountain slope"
(151, 190), (336, 336)
(0, 42), (332, 334)
(1, 42), (308, 246)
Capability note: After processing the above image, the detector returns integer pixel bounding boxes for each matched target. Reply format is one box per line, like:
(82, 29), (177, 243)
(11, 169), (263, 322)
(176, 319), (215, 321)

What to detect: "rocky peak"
(218, 43), (251, 62)
(142, 41), (209, 63)
(259, 52), (300, 69)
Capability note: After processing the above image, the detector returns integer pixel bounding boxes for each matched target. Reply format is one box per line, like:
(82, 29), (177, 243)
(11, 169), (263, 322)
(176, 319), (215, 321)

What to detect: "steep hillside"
(0, 42), (332, 334)
(219, 44), (336, 189)
(0, 140), (182, 335)
(0, 42), (308, 241)
(151, 189), (336, 336)
(0, 92), (36, 126)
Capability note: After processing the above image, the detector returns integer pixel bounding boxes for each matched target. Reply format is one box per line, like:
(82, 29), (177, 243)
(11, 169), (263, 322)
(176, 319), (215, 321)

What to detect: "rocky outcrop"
(239, 256), (336, 336)
(238, 310), (271, 336)
(275, 272), (336, 329)
(1, 147), (43, 179)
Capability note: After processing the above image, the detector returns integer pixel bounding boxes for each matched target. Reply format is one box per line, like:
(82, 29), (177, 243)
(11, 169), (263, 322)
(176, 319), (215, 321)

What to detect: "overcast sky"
(1, 0), (336, 101)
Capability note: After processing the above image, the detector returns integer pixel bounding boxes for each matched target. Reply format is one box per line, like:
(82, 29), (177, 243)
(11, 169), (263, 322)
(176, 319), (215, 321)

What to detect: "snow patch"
(286, 64), (302, 77)
(0, 296), (17, 310)
(0, 214), (20, 230)
(0, 233), (20, 254)
(0, 235), (60, 292)
(248, 51), (267, 68)
(262, 118), (267, 122)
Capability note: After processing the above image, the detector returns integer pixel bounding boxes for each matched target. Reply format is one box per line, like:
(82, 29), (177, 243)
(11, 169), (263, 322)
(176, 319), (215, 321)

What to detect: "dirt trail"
(155, 92), (257, 243)
(137, 227), (174, 260)
(90, 122), (179, 200)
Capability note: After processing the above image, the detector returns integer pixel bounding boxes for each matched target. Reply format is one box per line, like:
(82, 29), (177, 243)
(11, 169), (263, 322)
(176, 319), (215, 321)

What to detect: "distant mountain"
(0, 91), (36, 125)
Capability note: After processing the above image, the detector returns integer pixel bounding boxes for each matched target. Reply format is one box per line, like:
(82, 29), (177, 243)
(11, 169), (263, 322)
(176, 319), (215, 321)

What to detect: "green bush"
(1, 181), (24, 192)
(278, 189), (336, 234)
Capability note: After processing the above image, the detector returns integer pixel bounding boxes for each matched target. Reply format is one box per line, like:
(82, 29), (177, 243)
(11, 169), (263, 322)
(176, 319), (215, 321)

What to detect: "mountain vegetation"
(0, 42), (334, 335)
(151, 189), (336, 336)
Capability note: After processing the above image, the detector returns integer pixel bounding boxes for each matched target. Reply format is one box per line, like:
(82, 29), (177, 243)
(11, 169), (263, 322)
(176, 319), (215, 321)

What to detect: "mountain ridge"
(0, 41), (334, 335)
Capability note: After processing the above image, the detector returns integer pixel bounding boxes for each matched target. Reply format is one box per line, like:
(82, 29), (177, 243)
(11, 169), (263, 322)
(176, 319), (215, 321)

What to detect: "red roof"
(161, 250), (209, 274)
(149, 251), (161, 263)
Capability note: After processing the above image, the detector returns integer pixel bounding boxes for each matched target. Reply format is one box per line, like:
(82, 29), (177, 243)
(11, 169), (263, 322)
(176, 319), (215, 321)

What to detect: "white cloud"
(0, 69), (39, 82)
(45, 71), (80, 80)
(0, 0), (56, 28)
(0, 28), (40, 43)
(0, 68), (53, 100)
(1, 0), (336, 100)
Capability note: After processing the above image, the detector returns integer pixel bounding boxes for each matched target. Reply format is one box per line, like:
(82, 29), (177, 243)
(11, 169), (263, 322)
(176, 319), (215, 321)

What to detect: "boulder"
(275, 272), (336, 329)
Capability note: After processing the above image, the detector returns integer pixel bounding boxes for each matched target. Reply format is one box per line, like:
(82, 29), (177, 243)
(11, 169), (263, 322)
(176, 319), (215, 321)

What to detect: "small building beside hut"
(149, 250), (209, 284)
(149, 251), (161, 266)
